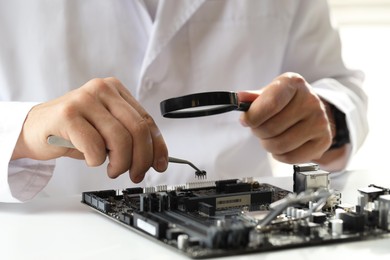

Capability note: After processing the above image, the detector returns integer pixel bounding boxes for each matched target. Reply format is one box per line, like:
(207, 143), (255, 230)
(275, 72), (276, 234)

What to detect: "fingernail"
(133, 173), (145, 183)
(156, 157), (168, 172)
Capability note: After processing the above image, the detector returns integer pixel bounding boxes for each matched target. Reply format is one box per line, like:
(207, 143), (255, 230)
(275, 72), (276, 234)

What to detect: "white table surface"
(1, 170), (390, 260)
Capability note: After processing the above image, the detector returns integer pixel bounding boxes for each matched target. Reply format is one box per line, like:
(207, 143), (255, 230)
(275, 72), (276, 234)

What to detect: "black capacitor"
(198, 202), (216, 216)
(311, 212), (327, 224)
(215, 179), (239, 193)
(339, 212), (365, 232)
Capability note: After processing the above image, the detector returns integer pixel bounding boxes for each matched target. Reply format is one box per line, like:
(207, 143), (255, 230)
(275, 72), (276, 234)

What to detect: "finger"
(63, 149), (85, 160)
(128, 112), (168, 174)
(272, 137), (331, 164)
(82, 107), (133, 178)
(90, 78), (157, 180)
(103, 78), (168, 173)
(70, 85), (136, 178)
(104, 126), (133, 179)
(237, 90), (261, 103)
(127, 117), (154, 182)
(260, 120), (311, 156)
(61, 114), (107, 166)
(240, 78), (298, 128)
(149, 122), (168, 173)
(262, 116), (332, 162)
(249, 92), (311, 139)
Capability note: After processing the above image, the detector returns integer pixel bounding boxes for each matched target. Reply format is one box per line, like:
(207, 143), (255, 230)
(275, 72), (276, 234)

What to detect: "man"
(0, 0), (368, 202)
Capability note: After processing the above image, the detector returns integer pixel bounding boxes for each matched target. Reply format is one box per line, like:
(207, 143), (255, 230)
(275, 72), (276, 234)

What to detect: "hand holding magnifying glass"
(160, 73), (342, 172)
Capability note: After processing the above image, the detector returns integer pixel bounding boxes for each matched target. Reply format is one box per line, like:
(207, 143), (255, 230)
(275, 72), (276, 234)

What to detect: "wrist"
(328, 103), (350, 150)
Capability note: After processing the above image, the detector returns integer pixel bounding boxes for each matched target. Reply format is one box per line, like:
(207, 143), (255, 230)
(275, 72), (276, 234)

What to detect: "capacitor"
(311, 212), (327, 224)
(379, 195), (390, 231)
(358, 194), (368, 209)
(297, 209), (305, 219)
(177, 234), (189, 250)
(291, 208), (298, 219)
(335, 208), (345, 219)
(286, 207), (294, 217)
(330, 219), (343, 237)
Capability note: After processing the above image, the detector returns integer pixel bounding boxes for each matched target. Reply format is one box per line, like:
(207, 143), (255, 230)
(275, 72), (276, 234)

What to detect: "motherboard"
(82, 164), (390, 258)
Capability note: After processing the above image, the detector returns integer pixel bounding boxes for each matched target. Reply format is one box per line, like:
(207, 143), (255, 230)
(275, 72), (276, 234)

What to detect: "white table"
(1, 171), (390, 260)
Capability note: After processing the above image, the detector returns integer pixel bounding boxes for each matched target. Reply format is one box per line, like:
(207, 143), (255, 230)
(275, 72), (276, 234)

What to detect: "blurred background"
(272, 0), (390, 175)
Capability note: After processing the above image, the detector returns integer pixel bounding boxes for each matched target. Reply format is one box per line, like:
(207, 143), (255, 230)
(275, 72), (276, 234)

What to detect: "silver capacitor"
(379, 195), (390, 231)
(177, 234), (189, 251)
(330, 219), (343, 237)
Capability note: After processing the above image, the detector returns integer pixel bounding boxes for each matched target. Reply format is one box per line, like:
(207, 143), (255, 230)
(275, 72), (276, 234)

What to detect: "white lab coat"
(0, 0), (368, 202)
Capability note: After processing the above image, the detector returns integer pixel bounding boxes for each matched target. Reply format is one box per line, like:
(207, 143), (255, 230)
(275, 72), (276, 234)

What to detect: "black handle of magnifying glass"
(160, 91), (252, 118)
(237, 102), (251, 111)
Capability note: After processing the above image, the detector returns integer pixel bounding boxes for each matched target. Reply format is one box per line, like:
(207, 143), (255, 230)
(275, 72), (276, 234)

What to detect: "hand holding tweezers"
(47, 135), (206, 178)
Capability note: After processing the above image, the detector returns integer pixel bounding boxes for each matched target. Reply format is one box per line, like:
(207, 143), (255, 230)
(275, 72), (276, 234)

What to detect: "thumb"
(237, 90), (262, 103)
(237, 90), (261, 127)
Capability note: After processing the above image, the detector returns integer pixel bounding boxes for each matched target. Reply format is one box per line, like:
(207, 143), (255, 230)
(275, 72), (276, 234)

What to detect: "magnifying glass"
(160, 91), (252, 118)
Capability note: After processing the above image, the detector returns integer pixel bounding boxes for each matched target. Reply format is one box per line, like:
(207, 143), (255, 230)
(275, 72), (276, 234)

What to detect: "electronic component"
(379, 195), (390, 231)
(293, 163), (330, 193)
(82, 164), (390, 258)
(167, 157), (206, 179)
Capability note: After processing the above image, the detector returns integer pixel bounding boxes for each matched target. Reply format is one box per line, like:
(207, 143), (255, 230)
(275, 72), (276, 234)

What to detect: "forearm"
(0, 101), (54, 202)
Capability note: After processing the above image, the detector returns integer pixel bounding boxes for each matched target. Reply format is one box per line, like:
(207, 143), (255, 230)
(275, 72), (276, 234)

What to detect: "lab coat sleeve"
(281, 0), (369, 163)
(0, 102), (55, 202)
